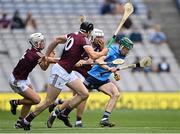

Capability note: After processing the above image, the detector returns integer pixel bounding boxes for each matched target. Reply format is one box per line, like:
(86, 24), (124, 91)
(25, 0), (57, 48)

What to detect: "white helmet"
(91, 28), (104, 42)
(28, 33), (45, 48)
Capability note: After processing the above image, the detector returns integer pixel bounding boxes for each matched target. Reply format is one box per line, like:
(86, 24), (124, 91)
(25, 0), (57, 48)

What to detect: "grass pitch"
(0, 109), (180, 133)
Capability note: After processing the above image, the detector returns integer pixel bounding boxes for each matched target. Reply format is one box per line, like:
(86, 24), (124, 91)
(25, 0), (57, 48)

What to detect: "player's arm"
(46, 50), (60, 63)
(37, 51), (59, 71)
(95, 56), (117, 73)
(36, 52), (49, 70)
(84, 45), (108, 60)
(95, 56), (110, 71)
(75, 58), (94, 67)
(46, 35), (67, 56)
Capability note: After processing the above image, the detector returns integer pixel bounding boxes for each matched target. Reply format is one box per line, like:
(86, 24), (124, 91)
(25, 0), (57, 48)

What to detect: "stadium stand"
(0, 0), (180, 92)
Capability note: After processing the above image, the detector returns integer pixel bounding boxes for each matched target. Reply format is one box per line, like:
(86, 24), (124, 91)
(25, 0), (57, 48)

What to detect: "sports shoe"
(9, 100), (17, 115)
(57, 113), (72, 127)
(75, 122), (83, 127)
(47, 113), (56, 128)
(48, 104), (57, 113)
(23, 124), (31, 130)
(14, 120), (23, 129)
(99, 119), (115, 127)
(19, 120), (31, 130)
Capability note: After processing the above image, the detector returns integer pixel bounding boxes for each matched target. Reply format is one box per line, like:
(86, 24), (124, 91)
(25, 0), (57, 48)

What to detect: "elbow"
(53, 37), (60, 44)
(53, 36), (66, 44)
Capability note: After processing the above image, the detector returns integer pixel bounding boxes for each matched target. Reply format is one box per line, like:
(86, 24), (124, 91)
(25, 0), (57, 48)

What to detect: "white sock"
(101, 118), (108, 121)
(24, 119), (30, 125)
(54, 99), (59, 105)
(76, 120), (82, 125)
(52, 111), (57, 117)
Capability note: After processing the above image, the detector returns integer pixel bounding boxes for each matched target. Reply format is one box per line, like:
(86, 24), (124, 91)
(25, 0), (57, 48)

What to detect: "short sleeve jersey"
(58, 32), (91, 73)
(88, 45), (125, 81)
(12, 47), (41, 80)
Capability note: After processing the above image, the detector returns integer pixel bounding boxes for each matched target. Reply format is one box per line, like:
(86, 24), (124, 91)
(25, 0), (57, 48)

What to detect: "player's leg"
(70, 70), (87, 127)
(20, 105), (32, 118)
(58, 79), (89, 127)
(21, 84), (61, 130)
(17, 84), (45, 126)
(98, 82), (120, 127)
(47, 67), (89, 128)
(9, 77), (41, 116)
(33, 84), (60, 115)
(14, 105), (31, 129)
(10, 84), (41, 129)
(75, 100), (87, 127)
(48, 78), (89, 128)
(48, 98), (64, 113)
(47, 99), (70, 128)
(62, 78), (89, 113)
(71, 89), (86, 127)
(54, 77), (89, 117)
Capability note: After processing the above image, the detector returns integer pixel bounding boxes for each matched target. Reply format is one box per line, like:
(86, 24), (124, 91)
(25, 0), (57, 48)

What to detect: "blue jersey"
(88, 45), (125, 81)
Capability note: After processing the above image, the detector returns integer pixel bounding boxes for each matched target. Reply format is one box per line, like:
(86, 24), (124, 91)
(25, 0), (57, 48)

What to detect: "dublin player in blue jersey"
(84, 37), (134, 127)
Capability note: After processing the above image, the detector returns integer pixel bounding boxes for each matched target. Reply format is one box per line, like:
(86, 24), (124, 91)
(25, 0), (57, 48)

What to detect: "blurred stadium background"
(0, 0), (180, 133)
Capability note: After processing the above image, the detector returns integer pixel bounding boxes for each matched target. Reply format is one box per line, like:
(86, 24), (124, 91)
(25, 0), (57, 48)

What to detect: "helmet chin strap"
(119, 46), (129, 56)
(119, 45), (124, 50)
(31, 42), (43, 51)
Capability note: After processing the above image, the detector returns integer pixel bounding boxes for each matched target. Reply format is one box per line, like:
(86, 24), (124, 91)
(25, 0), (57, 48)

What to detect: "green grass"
(0, 109), (180, 133)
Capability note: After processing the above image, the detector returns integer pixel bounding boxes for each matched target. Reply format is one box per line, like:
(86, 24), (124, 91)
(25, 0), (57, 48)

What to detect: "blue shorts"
(83, 75), (110, 91)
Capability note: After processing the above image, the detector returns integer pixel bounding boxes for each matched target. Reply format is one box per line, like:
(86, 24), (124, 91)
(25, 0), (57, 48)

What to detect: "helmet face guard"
(80, 21), (94, 34)
(29, 33), (45, 49)
(90, 28), (104, 42)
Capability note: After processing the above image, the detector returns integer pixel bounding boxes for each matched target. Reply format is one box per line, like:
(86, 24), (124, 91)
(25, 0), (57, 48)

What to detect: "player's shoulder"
(68, 31), (83, 37)
(68, 31), (90, 45)
(109, 45), (119, 53)
(68, 31), (85, 39)
(27, 47), (42, 58)
(110, 44), (119, 50)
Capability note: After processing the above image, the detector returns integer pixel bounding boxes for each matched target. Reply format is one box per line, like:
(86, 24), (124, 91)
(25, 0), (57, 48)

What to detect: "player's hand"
(86, 58), (93, 64)
(38, 56), (46, 63)
(114, 73), (120, 81)
(38, 56), (48, 65)
(75, 60), (86, 67)
(102, 47), (108, 56)
(109, 67), (118, 73)
(95, 38), (105, 49)
(49, 50), (56, 58)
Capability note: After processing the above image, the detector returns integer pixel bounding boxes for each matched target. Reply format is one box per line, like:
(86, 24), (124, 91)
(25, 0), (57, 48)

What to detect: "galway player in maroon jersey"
(73, 28), (105, 127)
(20, 22), (108, 130)
(9, 33), (59, 129)
(47, 28), (105, 128)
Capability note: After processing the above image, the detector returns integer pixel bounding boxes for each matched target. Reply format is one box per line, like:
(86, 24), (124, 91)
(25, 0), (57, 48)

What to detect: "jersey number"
(65, 37), (74, 51)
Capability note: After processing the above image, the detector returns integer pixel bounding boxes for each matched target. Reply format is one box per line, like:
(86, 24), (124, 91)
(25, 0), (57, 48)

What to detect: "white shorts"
(9, 74), (31, 93)
(71, 71), (85, 82)
(48, 63), (78, 90)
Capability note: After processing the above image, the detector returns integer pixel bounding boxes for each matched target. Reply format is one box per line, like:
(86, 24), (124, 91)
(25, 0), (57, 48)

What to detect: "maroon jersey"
(73, 43), (102, 78)
(58, 32), (91, 73)
(12, 47), (41, 80)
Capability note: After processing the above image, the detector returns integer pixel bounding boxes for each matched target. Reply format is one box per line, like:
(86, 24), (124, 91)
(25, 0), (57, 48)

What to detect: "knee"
(112, 91), (120, 99)
(81, 91), (89, 101)
(32, 96), (41, 104)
